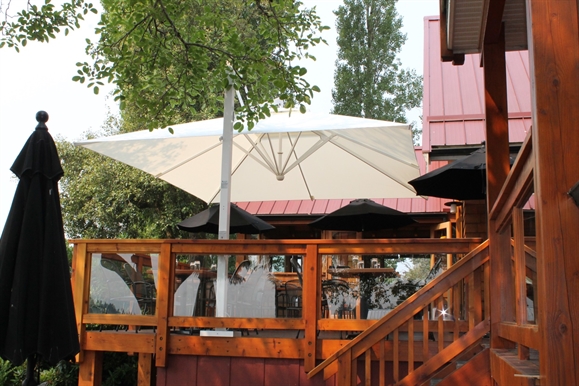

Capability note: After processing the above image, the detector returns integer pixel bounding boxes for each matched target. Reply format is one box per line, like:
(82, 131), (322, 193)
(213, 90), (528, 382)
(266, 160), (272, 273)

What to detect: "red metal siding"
(156, 356), (336, 386)
(423, 17), (531, 152)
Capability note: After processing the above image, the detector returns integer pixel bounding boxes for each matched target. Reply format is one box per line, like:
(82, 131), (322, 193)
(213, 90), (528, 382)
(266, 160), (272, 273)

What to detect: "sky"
(0, 0), (440, 232)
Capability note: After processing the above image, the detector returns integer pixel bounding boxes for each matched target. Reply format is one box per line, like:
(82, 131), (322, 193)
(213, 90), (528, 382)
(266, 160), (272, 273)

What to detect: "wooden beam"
(482, 0), (507, 44)
(527, 0), (579, 384)
(483, 24), (516, 350)
(83, 331), (155, 353)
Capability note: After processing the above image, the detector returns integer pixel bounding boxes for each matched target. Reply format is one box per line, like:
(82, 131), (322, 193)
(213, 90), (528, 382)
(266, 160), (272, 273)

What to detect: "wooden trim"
(168, 317), (305, 330)
(83, 331), (155, 353)
(165, 335), (304, 358)
(497, 323), (539, 350)
(83, 314), (157, 327)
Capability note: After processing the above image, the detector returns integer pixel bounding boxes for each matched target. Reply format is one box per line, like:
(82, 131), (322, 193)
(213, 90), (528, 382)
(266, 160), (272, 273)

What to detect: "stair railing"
(307, 240), (490, 385)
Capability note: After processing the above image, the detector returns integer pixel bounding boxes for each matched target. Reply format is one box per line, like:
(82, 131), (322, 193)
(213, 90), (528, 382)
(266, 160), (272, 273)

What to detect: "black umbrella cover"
(0, 112), (79, 366)
(408, 148), (517, 200)
(177, 203), (275, 235)
(309, 199), (416, 232)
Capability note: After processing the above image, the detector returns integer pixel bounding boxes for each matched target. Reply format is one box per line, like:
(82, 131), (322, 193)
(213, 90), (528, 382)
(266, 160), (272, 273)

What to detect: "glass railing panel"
(89, 253), (157, 315)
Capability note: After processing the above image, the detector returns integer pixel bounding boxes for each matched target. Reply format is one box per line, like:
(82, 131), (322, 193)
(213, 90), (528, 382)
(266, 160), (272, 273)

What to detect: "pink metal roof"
(237, 148), (449, 215)
(422, 16), (532, 152)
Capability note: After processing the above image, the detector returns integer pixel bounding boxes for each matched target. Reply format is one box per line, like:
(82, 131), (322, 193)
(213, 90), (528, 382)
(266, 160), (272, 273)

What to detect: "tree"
(1, 0), (329, 131)
(331, 0), (422, 124)
(56, 114), (205, 239)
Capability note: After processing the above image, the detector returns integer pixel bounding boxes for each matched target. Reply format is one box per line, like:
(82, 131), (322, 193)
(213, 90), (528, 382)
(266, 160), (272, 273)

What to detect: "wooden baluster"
(408, 318), (414, 372)
(351, 350), (358, 386)
(337, 349), (352, 385)
(393, 328), (399, 382)
(437, 296), (445, 353)
(365, 349), (372, 386)
(423, 305), (429, 363)
(453, 282), (460, 341)
(513, 207), (530, 359)
(379, 338), (386, 386)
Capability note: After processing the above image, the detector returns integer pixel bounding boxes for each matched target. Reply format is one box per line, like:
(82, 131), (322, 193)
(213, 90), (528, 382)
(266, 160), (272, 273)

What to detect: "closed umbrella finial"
(35, 111), (49, 130)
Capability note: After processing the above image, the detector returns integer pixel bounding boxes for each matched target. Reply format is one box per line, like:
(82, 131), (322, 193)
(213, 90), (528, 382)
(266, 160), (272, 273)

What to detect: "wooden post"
(483, 24), (515, 348)
(155, 243), (172, 367)
(303, 244), (319, 372)
(138, 353), (153, 386)
(527, 0), (579, 384)
(78, 350), (103, 386)
(72, 242), (89, 363)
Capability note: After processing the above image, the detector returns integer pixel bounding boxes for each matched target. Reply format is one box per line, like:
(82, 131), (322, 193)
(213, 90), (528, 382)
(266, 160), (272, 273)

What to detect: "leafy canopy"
(331, 0), (422, 124)
(1, 0), (329, 131)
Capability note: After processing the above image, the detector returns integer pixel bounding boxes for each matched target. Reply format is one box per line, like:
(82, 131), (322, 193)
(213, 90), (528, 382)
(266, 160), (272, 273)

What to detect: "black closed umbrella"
(408, 148), (517, 200)
(178, 203), (275, 234)
(0, 112), (79, 385)
(309, 199), (416, 232)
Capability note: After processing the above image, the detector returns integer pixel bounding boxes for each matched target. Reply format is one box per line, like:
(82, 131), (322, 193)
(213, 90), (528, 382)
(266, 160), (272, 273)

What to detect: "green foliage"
(56, 114), (205, 239)
(331, 0), (422, 123)
(0, 358), (17, 385)
(102, 352), (137, 386)
(0, 0), (98, 51)
(2, 1), (328, 130)
(402, 256), (432, 280)
(79, 0), (328, 131)
(0, 358), (78, 386)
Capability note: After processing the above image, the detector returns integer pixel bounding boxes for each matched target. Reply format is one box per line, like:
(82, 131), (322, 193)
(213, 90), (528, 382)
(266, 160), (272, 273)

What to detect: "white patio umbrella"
(76, 105), (420, 317)
(75, 113), (419, 203)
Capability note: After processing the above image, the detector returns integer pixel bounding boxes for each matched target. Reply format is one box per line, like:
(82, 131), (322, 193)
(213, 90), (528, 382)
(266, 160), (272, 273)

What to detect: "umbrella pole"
(215, 82), (235, 318)
(22, 354), (38, 386)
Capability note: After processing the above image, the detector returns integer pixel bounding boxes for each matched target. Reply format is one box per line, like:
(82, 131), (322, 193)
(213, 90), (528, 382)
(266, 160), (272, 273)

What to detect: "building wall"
(156, 355), (410, 386)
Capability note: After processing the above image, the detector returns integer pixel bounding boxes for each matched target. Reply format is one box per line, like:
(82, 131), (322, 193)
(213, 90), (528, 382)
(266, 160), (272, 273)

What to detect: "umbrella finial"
(35, 111), (49, 130)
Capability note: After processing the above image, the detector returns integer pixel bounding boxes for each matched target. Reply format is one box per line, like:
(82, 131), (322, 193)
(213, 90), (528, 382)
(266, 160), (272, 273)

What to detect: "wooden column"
(527, 0), (579, 384)
(303, 244), (319, 372)
(483, 25), (515, 348)
(155, 243), (172, 367)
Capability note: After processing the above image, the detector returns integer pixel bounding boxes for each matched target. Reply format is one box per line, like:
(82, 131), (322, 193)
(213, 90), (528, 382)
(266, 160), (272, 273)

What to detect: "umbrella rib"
(333, 133), (420, 170)
(236, 133), (278, 173)
(281, 131), (334, 175)
(329, 139), (418, 192)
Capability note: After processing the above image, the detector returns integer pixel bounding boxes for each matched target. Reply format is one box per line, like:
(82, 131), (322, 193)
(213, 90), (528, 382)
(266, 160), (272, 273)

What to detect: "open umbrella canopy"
(177, 203), (275, 234)
(408, 148), (517, 200)
(0, 112), (79, 372)
(75, 111), (420, 203)
(309, 199), (416, 232)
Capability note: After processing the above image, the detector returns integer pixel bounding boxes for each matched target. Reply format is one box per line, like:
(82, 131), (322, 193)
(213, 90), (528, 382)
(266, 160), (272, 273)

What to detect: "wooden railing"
(489, 132), (539, 361)
(307, 240), (491, 385)
(70, 237), (483, 385)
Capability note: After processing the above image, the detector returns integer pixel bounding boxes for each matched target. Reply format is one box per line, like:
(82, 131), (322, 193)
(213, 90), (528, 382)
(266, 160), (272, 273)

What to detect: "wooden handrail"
(490, 131), (534, 233)
(307, 239), (490, 380)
